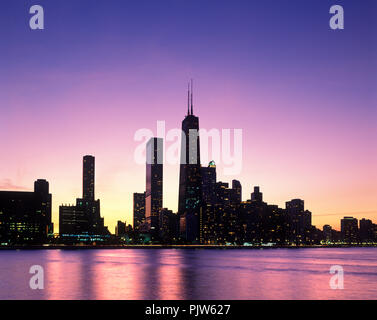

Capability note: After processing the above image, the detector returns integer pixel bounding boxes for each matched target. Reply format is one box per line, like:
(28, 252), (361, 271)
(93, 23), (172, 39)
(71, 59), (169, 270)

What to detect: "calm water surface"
(0, 248), (376, 300)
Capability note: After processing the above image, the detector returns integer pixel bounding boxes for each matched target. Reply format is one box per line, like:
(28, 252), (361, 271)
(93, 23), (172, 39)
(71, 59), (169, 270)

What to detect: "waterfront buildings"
(0, 179), (52, 244)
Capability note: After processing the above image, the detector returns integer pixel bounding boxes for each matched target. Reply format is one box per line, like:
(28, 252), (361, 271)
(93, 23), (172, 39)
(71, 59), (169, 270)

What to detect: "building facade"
(145, 137), (163, 238)
(59, 155), (108, 242)
(0, 179), (52, 244)
(178, 81), (203, 243)
(341, 217), (359, 244)
(133, 192), (146, 231)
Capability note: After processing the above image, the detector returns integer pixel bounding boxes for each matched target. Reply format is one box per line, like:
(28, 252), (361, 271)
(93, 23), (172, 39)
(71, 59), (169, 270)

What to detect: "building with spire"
(178, 80), (203, 243)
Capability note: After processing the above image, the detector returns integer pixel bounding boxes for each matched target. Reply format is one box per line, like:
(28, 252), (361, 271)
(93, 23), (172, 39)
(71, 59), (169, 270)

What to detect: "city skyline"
(2, 150), (376, 245)
(1, 94), (375, 239)
(0, 0), (376, 233)
(1, 79), (376, 233)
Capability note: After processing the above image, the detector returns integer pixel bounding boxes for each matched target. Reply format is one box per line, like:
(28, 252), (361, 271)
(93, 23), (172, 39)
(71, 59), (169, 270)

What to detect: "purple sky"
(0, 0), (376, 232)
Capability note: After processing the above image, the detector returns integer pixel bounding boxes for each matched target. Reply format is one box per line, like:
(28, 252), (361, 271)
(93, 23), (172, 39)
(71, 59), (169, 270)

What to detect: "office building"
(0, 179), (52, 244)
(133, 192), (146, 231)
(178, 81), (203, 242)
(145, 137), (163, 237)
(341, 216), (359, 244)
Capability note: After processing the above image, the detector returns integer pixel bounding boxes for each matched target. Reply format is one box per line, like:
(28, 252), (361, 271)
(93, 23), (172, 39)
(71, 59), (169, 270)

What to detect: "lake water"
(0, 248), (376, 300)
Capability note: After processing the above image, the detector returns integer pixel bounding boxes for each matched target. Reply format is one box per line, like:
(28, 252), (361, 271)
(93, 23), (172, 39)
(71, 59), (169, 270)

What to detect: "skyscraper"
(341, 217), (359, 244)
(286, 199), (312, 245)
(178, 81), (203, 243)
(359, 218), (375, 243)
(83, 155), (95, 200)
(201, 160), (217, 205)
(159, 208), (179, 243)
(34, 179), (53, 235)
(59, 155), (108, 241)
(231, 180), (242, 203)
(251, 186), (263, 203)
(323, 224), (333, 243)
(145, 137), (163, 238)
(133, 192), (146, 231)
(115, 220), (126, 237)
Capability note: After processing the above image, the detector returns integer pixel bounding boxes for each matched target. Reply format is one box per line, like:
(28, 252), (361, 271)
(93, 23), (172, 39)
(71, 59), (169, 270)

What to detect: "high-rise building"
(201, 161), (217, 205)
(159, 208), (179, 243)
(145, 137), (163, 237)
(133, 192), (146, 231)
(359, 218), (375, 243)
(34, 179), (53, 235)
(83, 155), (95, 200)
(323, 224), (333, 243)
(231, 180), (242, 203)
(240, 187), (289, 245)
(178, 81), (203, 243)
(200, 179), (243, 244)
(251, 186), (263, 203)
(341, 217), (359, 243)
(215, 182), (230, 204)
(0, 180), (52, 244)
(59, 203), (87, 235)
(59, 155), (108, 241)
(286, 199), (312, 245)
(115, 221), (126, 237)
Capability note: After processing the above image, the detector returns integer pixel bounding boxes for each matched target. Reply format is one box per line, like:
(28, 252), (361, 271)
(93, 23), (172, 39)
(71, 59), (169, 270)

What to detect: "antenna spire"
(190, 79), (194, 115)
(187, 82), (190, 116)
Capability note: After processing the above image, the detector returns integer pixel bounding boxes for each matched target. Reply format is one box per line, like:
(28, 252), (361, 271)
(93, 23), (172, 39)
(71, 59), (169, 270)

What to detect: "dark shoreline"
(0, 244), (376, 250)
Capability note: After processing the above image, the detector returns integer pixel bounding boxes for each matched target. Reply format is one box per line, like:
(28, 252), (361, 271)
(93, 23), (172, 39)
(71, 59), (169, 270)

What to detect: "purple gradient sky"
(0, 0), (376, 232)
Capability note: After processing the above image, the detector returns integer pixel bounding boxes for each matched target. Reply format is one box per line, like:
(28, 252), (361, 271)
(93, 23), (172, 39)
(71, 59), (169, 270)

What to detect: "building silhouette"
(159, 208), (179, 243)
(231, 180), (242, 203)
(201, 161), (217, 205)
(251, 186), (263, 203)
(133, 192), (146, 231)
(323, 224), (333, 243)
(178, 80), (203, 243)
(341, 217), (359, 244)
(59, 155), (109, 243)
(0, 179), (52, 244)
(240, 189), (289, 245)
(359, 218), (375, 243)
(200, 161), (243, 244)
(83, 155), (95, 200)
(145, 137), (163, 239)
(286, 199), (312, 245)
(3, 84), (377, 247)
(115, 220), (126, 237)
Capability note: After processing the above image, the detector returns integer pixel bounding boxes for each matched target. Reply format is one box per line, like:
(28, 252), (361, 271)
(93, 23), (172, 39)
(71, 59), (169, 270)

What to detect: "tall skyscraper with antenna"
(178, 80), (203, 243)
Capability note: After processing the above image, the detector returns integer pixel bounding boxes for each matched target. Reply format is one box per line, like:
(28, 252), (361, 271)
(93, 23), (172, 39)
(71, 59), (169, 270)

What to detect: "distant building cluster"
(0, 86), (376, 246)
(129, 84), (377, 246)
(132, 158), (377, 245)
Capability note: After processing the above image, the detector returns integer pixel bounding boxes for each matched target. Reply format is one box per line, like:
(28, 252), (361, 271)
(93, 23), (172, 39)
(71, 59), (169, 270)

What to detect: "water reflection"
(0, 248), (376, 300)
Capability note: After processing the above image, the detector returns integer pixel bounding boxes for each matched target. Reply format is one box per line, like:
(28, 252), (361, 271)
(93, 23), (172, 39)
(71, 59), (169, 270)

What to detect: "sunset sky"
(1, 0), (376, 233)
